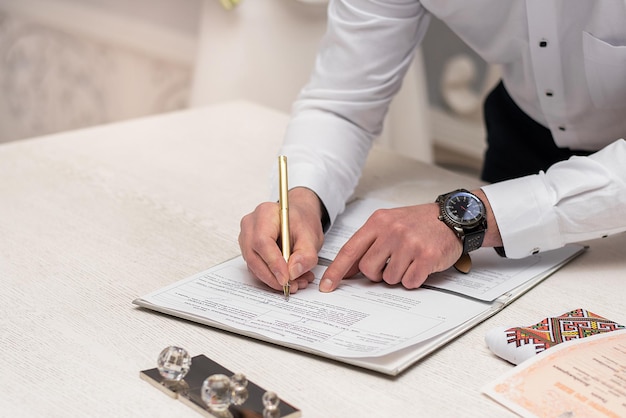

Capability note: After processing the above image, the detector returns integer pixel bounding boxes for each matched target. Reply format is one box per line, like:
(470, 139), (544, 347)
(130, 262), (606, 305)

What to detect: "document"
(134, 198), (585, 375)
(483, 329), (626, 418)
(135, 256), (489, 359)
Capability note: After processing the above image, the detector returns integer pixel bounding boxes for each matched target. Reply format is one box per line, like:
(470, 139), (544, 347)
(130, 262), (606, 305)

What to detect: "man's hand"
(319, 203), (463, 291)
(238, 187), (325, 293)
(319, 189), (501, 292)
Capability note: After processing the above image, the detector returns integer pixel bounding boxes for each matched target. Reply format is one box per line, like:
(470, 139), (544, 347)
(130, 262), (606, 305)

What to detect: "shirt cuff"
(481, 174), (563, 259)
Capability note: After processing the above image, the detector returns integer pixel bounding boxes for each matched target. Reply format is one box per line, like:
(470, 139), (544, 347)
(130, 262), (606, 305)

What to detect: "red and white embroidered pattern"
(505, 308), (625, 354)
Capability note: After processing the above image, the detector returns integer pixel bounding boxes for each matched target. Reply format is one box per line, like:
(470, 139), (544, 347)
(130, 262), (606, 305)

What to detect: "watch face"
(443, 191), (485, 226)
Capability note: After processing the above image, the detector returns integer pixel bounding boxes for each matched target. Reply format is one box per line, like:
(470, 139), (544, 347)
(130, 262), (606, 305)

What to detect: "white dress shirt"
(274, 0), (626, 258)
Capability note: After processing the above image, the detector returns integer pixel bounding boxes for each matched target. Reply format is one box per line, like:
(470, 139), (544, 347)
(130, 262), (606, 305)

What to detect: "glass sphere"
(262, 391), (281, 418)
(157, 346), (191, 382)
(230, 373), (249, 405)
(263, 408), (281, 418)
(231, 385), (248, 406)
(262, 391), (280, 410)
(201, 374), (232, 412)
(230, 372), (248, 389)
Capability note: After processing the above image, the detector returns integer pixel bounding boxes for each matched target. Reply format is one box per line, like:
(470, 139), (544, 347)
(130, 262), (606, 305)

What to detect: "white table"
(1, 101), (624, 417)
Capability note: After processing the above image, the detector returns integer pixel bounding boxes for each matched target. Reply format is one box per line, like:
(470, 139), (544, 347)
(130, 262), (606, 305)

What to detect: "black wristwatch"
(436, 189), (487, 254)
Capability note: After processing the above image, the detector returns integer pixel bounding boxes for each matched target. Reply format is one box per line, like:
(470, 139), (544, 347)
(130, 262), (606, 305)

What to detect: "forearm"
(274, 0), (430, 225)
(481, 139), (626, 258)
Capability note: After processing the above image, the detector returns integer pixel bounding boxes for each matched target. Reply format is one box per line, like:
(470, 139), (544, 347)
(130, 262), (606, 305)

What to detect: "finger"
(290, 273), (316, 294)
(343, 261), (363, 280)
(282, 271), (315, 295)
(357, 245), (391, 283)
(381, 254), (412, 286)
(320, 228), (375, 292)
(239, 226), (282, 289)
(286, 199), (325, 282)
(239, 203), (289, 288)
(400, 260), (431, 289)
(288, 237), (320, 282)
(244, 254), (283, 291)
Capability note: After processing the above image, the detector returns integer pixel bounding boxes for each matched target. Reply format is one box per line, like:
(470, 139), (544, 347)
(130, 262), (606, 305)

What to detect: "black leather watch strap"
(463, 228), (486, 253)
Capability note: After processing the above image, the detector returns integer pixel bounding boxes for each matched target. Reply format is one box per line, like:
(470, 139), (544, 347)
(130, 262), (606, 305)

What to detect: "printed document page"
(318, 198), (396, 260)
(423, 246), (582, 301)
(136, 256), (490, 359)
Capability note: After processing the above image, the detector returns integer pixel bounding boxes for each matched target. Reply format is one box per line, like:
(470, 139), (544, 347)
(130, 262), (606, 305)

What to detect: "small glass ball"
(230, 372), (248, 389)
(263, 408), (281, 418)
(231, 385), (248, 406)
(201, 374), (232, 412)
(157, 346), (191, 382)
(230, 373), (249, 405)
(262, 391), (281, 418)
(262, 391), (280, 410)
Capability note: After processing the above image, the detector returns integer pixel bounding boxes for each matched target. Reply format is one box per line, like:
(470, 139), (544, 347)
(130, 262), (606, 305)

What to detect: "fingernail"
(289, 262), (304, 280)
(319, 278), (334, 292)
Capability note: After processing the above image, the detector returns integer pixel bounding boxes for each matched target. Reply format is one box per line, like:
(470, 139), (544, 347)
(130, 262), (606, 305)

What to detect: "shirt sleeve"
(482, 138), (626, 258)
(270, 0), (431, 224)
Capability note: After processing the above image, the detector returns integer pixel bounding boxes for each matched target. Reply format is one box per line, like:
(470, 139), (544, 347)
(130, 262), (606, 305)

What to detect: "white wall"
(0, 0), (200, 143)
(0, 0), (491, 173)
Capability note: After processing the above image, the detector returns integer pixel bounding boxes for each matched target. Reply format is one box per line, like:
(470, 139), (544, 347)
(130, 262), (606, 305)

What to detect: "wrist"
(471, 188), (503, 248)
(289, 187), (328, 232)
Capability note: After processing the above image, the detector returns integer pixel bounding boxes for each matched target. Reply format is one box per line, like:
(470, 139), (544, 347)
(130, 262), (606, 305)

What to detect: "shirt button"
(545, 90), (554, 97)
(558, 126), (566, 131)
(539, 39), (548, 47)
(531, 248), (540, 255)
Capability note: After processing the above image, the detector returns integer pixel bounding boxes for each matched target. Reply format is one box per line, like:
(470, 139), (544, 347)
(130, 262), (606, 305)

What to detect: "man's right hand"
(238, 187), (325, 293)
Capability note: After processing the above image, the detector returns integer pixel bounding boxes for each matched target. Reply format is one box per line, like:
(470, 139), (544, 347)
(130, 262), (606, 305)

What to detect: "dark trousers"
(480, 82), (592, 183)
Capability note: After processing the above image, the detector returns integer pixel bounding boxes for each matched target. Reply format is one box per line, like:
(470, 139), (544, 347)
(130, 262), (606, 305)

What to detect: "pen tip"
(283, 284), (290, 301)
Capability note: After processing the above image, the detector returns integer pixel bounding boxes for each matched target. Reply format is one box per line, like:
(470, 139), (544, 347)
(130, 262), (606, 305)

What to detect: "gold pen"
(278, 155), (291, 301)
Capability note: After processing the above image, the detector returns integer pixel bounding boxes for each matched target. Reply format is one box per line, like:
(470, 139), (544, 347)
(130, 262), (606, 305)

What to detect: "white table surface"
(1, 101), (624, 417)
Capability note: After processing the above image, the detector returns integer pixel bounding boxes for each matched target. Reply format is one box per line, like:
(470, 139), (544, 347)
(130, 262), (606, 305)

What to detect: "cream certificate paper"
(483, 329), (626, 418)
